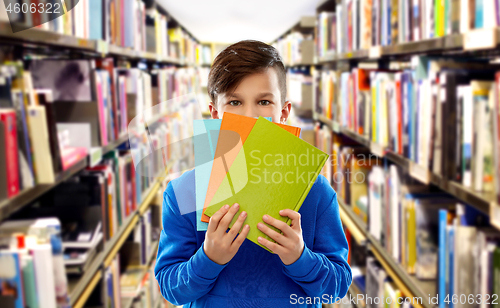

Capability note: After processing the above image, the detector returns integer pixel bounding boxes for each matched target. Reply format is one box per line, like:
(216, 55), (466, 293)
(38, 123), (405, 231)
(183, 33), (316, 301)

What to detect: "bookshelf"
(0, 21), (187, 65)
(120, 240), (160, 308)
(0, 1), (204, 307)
(315, 28), (500, 64)
(338, 199), (436, 308)
(69, 159), (176, 308)
(0, 133), (129, 221)
(297, 0), (500, 305)
(313, 111), (496, 218)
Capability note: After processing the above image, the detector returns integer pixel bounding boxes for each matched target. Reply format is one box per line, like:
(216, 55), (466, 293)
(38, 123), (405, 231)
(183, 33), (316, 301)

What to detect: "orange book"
(201, 113), (301, 223)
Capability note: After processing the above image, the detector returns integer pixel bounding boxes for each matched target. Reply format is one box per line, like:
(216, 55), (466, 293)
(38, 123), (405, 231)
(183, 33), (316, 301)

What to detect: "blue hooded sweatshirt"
(154, 169), (352, 307)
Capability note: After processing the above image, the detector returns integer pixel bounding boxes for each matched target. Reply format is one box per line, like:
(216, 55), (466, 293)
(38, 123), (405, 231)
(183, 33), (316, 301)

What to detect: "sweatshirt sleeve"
(280, 191), (352, 300)
(154, 183), (228, 305)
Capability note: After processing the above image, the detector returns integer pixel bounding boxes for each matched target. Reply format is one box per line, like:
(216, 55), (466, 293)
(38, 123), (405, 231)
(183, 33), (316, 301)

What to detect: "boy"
(154, 40), (352, 307)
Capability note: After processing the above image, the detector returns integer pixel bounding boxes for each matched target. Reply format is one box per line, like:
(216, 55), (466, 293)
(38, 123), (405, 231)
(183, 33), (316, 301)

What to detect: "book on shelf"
(0, 59), (205, 205)
(0, 218), (71, 308)
(315, 0), (500, 57)
(313, 58), (500, 199)
(6, 0), (205, 64)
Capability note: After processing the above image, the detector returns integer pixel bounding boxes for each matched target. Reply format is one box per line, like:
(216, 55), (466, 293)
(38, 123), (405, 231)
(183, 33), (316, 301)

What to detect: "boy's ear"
(280, 101), (292, 124)
(209, 102), (220, 119)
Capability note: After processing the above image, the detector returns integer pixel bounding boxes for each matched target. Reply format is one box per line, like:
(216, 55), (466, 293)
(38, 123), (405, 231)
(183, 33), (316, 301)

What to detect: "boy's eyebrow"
(256, 92), (275, 99)
(227, 92), (275, 99)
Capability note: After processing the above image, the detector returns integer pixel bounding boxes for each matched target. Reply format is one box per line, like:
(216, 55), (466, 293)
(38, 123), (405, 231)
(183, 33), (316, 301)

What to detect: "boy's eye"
(258, 100), (271, 106)
(228, 100), (241, 106)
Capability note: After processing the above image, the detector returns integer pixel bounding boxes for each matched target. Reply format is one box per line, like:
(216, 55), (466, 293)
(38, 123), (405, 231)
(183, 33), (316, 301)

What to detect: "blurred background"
(0, 0), (500, 307)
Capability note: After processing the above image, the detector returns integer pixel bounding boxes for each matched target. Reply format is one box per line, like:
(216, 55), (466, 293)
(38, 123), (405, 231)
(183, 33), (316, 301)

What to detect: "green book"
(203, 117), (328, 253)
(104, 150), (122, 227)
(21, 255), (39, 308)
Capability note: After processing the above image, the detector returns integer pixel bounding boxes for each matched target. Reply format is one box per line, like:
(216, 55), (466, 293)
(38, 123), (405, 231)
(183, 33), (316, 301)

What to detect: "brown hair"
(207, 40), (287, 107)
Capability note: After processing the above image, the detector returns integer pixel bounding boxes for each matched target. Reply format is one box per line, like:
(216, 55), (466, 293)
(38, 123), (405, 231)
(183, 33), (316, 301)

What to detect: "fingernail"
(241, 211), (247, 217)
(258, 237), (262, 242)
(263, 215), (268, 221)
(224, 204), (229, 210)
(245, 225), (250, 229)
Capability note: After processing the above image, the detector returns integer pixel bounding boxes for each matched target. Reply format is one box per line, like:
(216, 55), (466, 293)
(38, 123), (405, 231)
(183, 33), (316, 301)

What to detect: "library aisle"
(0, 0), (500, 307)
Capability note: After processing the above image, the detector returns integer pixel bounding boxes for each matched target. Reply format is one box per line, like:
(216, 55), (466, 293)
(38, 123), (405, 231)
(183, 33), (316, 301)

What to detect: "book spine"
(1, 111), (20, 197)
(95, 72), (108, 146)
(396, 74), (402, 154)
(494, 73), (500, 203)
(438, 209), (448, 308)
(17, 91), (35, 187)
(37, 91), (62, 174)
(288, 153), (329, 227)
(447, 226), (455, 308)
(475, 0), (484, 28)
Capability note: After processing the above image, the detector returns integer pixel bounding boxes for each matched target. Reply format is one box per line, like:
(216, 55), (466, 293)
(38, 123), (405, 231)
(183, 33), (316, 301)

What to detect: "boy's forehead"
(222, 68), (280, 98)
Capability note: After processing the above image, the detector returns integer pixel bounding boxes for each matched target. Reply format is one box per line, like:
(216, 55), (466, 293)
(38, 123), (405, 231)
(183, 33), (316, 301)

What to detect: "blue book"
(194, 117), (272, 231)
(447, 226), (455, 308)
(106, 268), (115, 308)
(407, 72), (414, 161)
(194, 119), (222, 231)
(12, 89), (34, 186)
(88, 0), (103, 40)
(438, 209), (448, 308)
(104, 73), (116, 141)
(475, 0), (484, 28)
(123, 0), (135, 47)
(401, 72), (410, 157)
(386, 0), (392, 45)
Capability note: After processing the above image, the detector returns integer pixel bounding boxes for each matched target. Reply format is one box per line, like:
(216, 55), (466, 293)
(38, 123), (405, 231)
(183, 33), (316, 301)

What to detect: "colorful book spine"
(0, 110), (20, 197)
(438, 209), (448, 308)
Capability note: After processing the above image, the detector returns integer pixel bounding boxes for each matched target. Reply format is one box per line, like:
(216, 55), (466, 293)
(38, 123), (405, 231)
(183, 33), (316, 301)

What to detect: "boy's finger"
(262, 214), (292, 237)
(279, 209), (302, 232)
(207, 204), (229, 234)
(257, 222), (286, 246)
(257, 236), (284, 255)
(232, 224), (250, 248)
(217, 203), (240, 234)
(227, 210), (247, 240)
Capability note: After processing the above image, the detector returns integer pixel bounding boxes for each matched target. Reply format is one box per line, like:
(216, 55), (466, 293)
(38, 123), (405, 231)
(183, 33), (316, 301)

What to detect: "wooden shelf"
(338, 199), (436, 308)
(0, 21), (187, 65)
(314, 115), (496, 218)
(317, 29), (500, 63)
(0, 134), (129, 221)
(69, 170), (167, 308)
(120, 240), (160, 305)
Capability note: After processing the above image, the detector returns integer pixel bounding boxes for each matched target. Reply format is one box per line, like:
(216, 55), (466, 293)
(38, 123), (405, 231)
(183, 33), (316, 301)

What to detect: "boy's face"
(208, 67), (291, 124)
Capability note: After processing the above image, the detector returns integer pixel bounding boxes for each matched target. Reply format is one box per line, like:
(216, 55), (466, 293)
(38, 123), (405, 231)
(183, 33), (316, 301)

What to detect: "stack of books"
(193, 113), (328, 252)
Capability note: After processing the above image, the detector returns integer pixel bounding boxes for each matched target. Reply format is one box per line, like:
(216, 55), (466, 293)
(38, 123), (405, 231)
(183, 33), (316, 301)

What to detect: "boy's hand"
(204, 203), (250, 265)
(257, 209), (304, 265)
